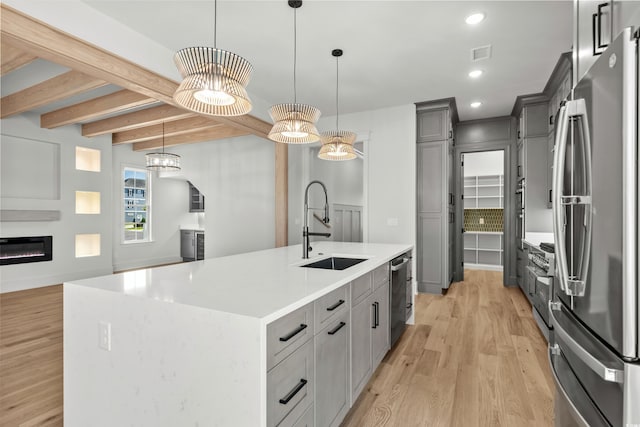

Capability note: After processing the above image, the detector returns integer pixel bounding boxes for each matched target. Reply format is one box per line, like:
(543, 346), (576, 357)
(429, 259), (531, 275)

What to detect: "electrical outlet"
(479, 218), (485, 225)
(98, 321), (111, 351)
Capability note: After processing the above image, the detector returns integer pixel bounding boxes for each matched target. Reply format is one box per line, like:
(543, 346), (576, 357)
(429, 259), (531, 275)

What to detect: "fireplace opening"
(0, 236), (53, 265)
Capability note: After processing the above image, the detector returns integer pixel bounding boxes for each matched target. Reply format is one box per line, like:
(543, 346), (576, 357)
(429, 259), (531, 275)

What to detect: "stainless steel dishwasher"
(390, 252), (411, 347)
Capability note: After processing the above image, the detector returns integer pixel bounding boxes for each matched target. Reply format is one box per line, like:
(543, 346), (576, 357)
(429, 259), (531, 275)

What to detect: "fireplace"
(0, 236), (53, 265)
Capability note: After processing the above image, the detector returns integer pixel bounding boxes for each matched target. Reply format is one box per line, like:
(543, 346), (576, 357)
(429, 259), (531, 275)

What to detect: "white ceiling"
(16, 1), (574, 122)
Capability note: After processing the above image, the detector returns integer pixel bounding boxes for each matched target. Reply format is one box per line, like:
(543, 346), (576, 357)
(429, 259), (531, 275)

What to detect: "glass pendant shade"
(146, 152), (181, 171)
(268, 103), (321, 143)
(173, 47), (253, 117)
(318, 130), (357, 160)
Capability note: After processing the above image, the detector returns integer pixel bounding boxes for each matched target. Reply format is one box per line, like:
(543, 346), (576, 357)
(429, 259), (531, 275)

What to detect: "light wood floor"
(0, 285), (63, 426)
(342, 269), (555, 427)
(0, 270), (553, 426)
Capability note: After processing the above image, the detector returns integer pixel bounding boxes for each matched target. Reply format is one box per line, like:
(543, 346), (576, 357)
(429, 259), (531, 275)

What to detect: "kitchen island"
(64, 241), (412, 427)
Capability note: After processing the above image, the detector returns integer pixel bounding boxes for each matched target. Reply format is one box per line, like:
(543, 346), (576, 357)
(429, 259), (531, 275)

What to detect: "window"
(122, 167), (150, 243)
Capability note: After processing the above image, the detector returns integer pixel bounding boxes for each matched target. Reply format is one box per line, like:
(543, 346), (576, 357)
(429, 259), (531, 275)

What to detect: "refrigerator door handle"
(552, 102), (570, 294)
(551, 309), (624, 383)
(552, 99), (593, 298)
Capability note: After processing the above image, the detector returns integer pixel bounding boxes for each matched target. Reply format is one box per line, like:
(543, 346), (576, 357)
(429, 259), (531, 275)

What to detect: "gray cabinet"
(417, 107), (450, 142)
(516, 245), (529, 294)
(314, 312), (349, 427)
(350, 295), (372, 401)
(180, 229), (204, 262)
(371, 282), (389, 368)
(515, 102), (553, 239)
(416, 100), (456, 294)
(574, 0), (640, 82)
(350, 270), (390, 403)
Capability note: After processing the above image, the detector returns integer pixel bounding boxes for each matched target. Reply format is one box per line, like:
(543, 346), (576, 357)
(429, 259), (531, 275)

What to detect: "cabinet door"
(315, 313), (350, 427)
(417, 108), (449, 142)
(417, 142), (444, 213)
(180, 230), (194, 259)
(576, 0), (612, 81)
(350, 298), (372, 401)
(371, 282), (390, 367)
(523, 104), (549, 137)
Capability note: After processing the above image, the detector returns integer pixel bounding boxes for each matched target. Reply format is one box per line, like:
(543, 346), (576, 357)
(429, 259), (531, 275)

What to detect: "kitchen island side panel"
(64, 284), (264, 427)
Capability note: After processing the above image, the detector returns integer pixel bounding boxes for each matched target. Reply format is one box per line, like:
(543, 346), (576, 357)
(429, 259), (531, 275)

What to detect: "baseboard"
(464, 263), (504, 272)
(417, 282), (442, 294)
(112, 256), (183, 273)
(0, 267), (113, 294)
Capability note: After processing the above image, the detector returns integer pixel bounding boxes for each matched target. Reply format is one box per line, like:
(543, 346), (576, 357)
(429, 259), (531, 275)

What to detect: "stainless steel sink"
(300, 257), (366, 270)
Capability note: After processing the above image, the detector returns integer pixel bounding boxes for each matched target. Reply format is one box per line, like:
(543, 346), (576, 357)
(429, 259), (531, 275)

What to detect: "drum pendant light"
(173, 0), (253, 116)
(268, 0), (321, 144)
(146, 123), (181, 171)
(318, 49), (357, 160)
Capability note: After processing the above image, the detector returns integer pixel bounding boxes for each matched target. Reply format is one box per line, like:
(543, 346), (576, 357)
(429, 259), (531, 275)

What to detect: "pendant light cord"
(213, 0), (217, 48)
(335, 55), (339, 130)
(162, 122), (165, 154)
(293, 7), (297, 104)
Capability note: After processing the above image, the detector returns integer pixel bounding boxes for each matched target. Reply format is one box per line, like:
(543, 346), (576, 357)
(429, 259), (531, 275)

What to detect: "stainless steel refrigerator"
(549, 27), (639, 426)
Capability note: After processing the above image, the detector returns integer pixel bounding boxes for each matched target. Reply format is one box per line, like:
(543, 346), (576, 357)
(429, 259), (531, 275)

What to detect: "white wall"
(288, 104), (416, 248)
(157, 136), (276, 259)
(111, 145), (198, 271)
(464, 150), (504, 176)
(0, 113), (113, 293)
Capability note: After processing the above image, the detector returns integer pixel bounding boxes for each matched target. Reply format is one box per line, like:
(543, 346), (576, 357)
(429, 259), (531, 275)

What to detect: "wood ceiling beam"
(82, 104), (194, 137)
(132, 126), (250, 151)
(0, 4), (271, 139)
(112, 116), (222, 145)
(41, 89), (157, 129)
(0, 70), (107, 119)
(1, 41), (37, 75)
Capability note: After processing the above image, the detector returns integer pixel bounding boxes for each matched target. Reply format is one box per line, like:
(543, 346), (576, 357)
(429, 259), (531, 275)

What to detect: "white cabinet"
(463, 232), (504, 267)
(575, 0), (640, 82)
(371, 282), (390, 368)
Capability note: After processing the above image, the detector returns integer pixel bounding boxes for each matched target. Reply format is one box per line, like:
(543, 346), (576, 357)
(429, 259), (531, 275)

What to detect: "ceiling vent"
(471, 45), (492, 61)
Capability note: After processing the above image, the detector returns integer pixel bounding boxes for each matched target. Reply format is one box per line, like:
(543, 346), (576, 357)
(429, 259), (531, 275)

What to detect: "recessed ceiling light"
(468, 69), (483, 78)
(470, 101), (482, 108)
(465, 13), (485, 25)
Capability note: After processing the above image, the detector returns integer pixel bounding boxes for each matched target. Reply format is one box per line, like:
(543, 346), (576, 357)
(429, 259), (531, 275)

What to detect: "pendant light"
(318, 49), (357, 160)
(146, 123), (181, 171)
(268, 0), (321, 144)
(173, 0), (253, 116)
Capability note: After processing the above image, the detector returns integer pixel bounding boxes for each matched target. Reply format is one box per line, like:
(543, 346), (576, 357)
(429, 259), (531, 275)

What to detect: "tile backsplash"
(464, 208), (504, 232)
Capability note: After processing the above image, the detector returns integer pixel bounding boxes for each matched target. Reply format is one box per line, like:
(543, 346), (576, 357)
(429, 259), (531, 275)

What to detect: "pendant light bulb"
(268, 0), (321, 144)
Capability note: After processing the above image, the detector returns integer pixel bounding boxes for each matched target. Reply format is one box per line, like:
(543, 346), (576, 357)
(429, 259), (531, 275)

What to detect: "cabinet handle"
(278, 379), (308, 405)
(592, 2), (610, 56)
(448, 130), (453, 139)
(279, 324), (307, 342)
(327, 321), (346, 335)
(549, 189), (552, 203)
(326, 299), (345, 311)
(371, 303), (377, 329)
(517, 165), (521, 177)
(374, 301), (380, 327)
(406, 302), (413, 309)
(549, 115), (554, 125)
(517, 130), (521, 139)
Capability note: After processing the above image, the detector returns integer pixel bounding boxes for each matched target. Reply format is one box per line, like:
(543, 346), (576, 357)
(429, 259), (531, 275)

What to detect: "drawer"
(314, 284), (349, 333)
(351, 273), (372, 307)
(288, 403), (313, 427)
(267, 339), (315, 427)
(372, 263), (390, 289)
(267, 303), (314, 371)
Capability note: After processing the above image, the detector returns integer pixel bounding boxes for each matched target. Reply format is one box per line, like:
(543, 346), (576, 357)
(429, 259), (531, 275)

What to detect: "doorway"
(462, 150), (505, 272)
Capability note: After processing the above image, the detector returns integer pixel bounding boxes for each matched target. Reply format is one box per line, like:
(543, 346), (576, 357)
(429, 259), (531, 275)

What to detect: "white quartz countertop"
(523, 232), (554, 248)
(66, 242), (412, 324)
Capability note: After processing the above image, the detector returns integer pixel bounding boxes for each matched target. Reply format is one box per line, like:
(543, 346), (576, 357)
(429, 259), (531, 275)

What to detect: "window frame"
(121, 165), (152, 244)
